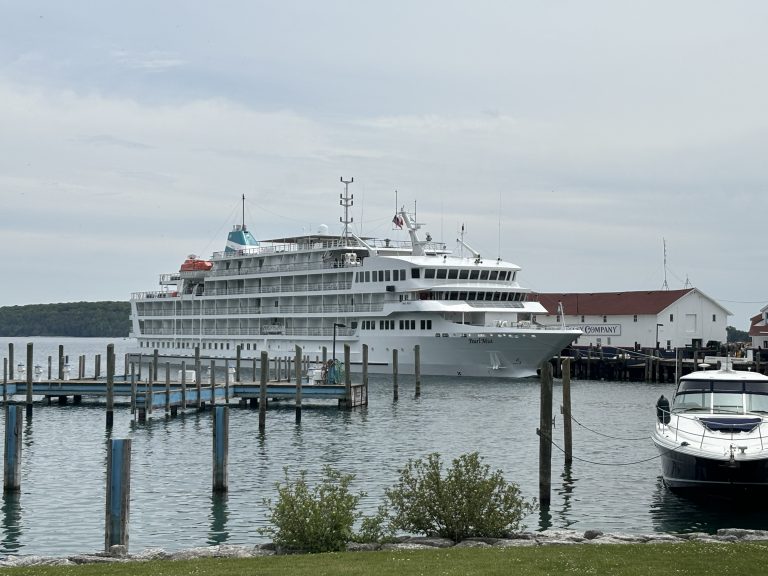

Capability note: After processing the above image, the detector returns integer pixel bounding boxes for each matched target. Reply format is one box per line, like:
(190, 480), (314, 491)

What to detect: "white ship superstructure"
(130, 190), (581, 378)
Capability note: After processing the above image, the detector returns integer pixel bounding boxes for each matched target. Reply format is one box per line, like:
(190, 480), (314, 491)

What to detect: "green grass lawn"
(3, 542), (767, 576)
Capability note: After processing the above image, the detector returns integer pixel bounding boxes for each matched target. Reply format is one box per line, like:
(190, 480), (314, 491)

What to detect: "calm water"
(1, 336), (767, 557)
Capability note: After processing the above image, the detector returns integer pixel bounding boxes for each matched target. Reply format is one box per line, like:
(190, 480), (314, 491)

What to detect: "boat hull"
(654, 438), (768, 490)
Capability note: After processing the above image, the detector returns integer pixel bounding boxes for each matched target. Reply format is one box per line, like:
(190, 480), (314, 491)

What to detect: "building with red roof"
(749, 308), (768, 349)
(532, 288), (730, 350)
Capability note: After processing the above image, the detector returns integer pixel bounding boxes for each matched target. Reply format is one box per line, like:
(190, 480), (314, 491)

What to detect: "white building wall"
(536, 291), (729, 349)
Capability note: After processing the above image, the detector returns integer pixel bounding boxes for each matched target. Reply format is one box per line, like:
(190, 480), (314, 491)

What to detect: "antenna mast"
(340, 177), (354, 246)
(661, 238), (669, 290)
(242, 194), (246, 230)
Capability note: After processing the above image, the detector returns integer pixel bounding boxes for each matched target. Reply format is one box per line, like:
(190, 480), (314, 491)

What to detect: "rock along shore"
(3, 529), (768, 568)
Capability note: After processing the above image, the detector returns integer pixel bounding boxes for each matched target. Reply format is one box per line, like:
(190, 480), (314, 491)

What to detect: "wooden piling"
(362, 344), (369, 406)
(105, 438), (132, 552)
(8, 343), (14, 380)
(180, 361), (187, 410)
(675, 349), (682, 383)
(212, 406), (229, 492)
(130, 363), (136, 415)
(562, 358), (573, 465)
(195, 347), (202, 410)
(414, 344), (421, 398)
(538, 361), (553, 506)
(344, 344), (351, 408)
(147, 363), (154, 416)
(252, 357), (257, 383)
(106, 344), (115, 428)
(393, 348), (399, 401)
(165, 362), (171, 415)
(295, 345), (302, 424)
(3, 405), (23, 492)
(3, 358), (7, 404)
(26, 343), (33, 419)
(95, 354), (101, 379)
(152, 349), (159, 384)
(224, 360), (230, 404)
(235, 345), (242, 382)
(259, 351), (268, 433)
(57, 345), (64, 380)
(322, 346), (327, 363)
(47, 356), (52, 380)
(210, 360), (216, 408)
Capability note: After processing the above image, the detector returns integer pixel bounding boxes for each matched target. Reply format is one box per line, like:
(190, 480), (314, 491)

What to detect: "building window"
(603, 315), (607, 323)
(556, 315), (561, 322)
(712, 314), (716, 322)
(670, 314), (674, 322)
(580, 316), (585, 323)
(633, 315), (637, 322)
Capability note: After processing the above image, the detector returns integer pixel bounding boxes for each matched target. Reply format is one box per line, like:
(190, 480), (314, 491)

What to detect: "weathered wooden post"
(95, 353), (102, 379)
(26, 343), (33, 419)
(322, 346), (327, 363)
(675, 348), (682, 382)
(236, 345), (242, 382)
(259, 351), (268, 433)
(106, 344), (115, 428)
(224, 359), (230, 404)
(561, 358), (573, 465)
(165, 362), (171, 415)
(252, 357), (257, 383)
(3, 358), (7, 404)
(212, 406), (229, 492)
(3, 405), (23, 492)
(47, 356), (52, 380)
(295, 345), (302, 424)
(414, 344), (421, 398)
(393, 348), (399, 401)
(538, 361), (553, 505)
(152, 349), (159, 384)
(57, 345), (64, 380)
(8, 343), (14, 381)
(362, 344), (369, 406)
(105, 438), (132, 553)
(180, 361), (187, 410)
(195, 348), (202, 410)
(586, 346), (591, 380)
(209, 360), (216, 408)
(147, 363), (154, 416)
(344, 344), (351, 408)
(130, 363), (136, 415)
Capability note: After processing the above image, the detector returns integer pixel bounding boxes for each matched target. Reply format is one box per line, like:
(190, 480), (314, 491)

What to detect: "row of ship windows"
(356, 269), (407, 283)
(420, 268), (514, 281)
(361, 319), (433, 330)
(140, 341), (233, 351)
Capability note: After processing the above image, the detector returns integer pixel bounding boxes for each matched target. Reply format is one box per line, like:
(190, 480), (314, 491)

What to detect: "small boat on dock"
(653, 365), (768, 492)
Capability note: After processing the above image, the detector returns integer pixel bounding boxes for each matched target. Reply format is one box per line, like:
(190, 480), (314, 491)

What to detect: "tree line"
(0, 302), (131, 337)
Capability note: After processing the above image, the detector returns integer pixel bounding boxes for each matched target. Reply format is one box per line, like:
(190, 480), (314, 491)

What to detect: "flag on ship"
(392, 214), (404, 229)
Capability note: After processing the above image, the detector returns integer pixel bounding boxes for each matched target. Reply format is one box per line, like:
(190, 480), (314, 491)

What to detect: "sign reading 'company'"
(568, 324), (622, 336)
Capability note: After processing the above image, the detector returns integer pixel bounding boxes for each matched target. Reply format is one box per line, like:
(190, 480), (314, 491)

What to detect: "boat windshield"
(672, 380), (768, 414)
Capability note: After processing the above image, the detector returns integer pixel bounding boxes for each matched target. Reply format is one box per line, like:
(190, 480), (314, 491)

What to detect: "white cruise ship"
(129, 189), (581, 378)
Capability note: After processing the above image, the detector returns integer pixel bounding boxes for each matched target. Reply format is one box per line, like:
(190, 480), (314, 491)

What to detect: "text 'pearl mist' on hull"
(129, 186), (582, 378)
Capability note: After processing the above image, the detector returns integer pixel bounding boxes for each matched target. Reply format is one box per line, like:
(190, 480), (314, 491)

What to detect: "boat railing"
(210, 237), (368, 261)
(135, 303), (383, 318)
(140, 326), (357, 338)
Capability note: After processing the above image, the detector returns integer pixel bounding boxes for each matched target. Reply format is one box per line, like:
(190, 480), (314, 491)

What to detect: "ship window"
(448, 269), (458, 279)
(493, 292), (501, 301)
(410, 320), (416, 329)
(459, 269), (469, 280)
(355, 272), (360, 282)
(437, 269), (447, 279)
(425, 269), (435, 279)
(490, 271), (498, 280)
(480, 270), (489, 280)
(449, 292), (459, 300)
(399, 320), (404, 329)
(365, 272), (370, 282)
(411, 268), (420, 279)
(459, 292), (467, 300)
(385, 270), (390, 281)
(379, 271), (384, 281)
(469, 270), (479, 280)
(468, 291), (476, 300)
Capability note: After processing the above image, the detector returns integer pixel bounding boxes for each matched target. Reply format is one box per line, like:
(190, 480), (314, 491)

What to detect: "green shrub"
(383, 452), (537, 541)
(261, 466), (364, 553)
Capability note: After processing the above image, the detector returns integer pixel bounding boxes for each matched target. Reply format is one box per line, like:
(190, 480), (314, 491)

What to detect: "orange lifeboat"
(180, 254), (213, 272)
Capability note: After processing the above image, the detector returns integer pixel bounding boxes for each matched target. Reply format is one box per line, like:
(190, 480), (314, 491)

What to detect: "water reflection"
(207, 493), (229, 546)
(556, 464), (577, 529)
(1, 492), (22, 554)
(650, 476), (768, 533)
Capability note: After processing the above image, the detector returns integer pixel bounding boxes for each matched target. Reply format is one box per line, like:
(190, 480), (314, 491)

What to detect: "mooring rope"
(543, 433), (686, 467)
(567, 412), (651, 442)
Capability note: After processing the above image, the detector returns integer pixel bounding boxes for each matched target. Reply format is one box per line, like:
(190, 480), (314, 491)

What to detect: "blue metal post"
(105, 438), (132, 552)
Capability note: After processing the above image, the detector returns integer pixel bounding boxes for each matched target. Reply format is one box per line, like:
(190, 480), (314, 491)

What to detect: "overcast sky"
(2, 1), (766, 329)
